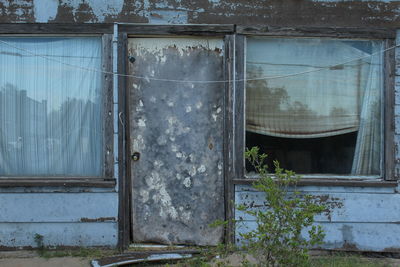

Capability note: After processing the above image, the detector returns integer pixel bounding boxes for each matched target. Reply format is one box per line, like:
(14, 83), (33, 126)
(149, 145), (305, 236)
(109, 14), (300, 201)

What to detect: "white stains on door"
(183, 177), (192, 188)
(138, 118), (146, 127)
(153, 160), (164, 169)
(196, 101), (203, 109)
(197, 165), (206, 173)
(146, 171), (178, 220)
(133, 135), (145, 151)
(140, 189), (149, 203)
(157, 135), (167, 145)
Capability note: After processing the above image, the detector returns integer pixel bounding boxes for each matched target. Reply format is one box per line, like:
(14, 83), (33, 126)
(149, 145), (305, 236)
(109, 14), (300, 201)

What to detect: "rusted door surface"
(128, 37), (224, 245)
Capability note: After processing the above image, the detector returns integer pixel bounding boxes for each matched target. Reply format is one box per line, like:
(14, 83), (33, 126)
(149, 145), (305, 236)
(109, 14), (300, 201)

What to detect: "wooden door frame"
(116, 24), (235, 250)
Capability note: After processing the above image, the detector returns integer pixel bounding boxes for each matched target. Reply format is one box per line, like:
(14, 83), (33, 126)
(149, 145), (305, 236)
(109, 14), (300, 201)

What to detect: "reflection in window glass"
(246, 37), (383, 175)
(0, 37), (103, 176)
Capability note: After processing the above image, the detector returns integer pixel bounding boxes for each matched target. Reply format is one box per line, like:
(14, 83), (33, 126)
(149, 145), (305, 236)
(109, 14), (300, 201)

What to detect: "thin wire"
(0, 39), (398, 83)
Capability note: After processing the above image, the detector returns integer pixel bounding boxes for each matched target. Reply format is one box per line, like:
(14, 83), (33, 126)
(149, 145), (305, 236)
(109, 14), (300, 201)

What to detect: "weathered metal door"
(128, 37), (225, 245)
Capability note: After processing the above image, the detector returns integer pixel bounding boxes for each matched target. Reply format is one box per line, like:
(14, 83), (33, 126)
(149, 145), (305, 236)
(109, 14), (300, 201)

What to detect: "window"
(0, 37), (104, 177)
(245, 37), (384, 177)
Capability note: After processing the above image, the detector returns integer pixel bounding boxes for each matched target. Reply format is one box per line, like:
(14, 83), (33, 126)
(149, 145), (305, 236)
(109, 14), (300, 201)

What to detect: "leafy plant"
(34, 233), (46, 256)
(238, 147), (326, 266)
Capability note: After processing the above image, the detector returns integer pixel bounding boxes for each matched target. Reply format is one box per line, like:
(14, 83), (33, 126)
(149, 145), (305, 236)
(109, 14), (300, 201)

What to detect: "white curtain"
(0, 37), (103, 176)
(351, 42), (383, 175)
(246, 37), (383, 175)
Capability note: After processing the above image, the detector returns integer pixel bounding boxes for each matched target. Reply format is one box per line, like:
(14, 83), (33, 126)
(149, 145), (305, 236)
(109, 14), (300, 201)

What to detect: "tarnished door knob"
(131, 152), (140, 161)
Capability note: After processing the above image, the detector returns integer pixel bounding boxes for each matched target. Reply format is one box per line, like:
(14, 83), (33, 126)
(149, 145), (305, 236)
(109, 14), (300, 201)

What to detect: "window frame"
(0, 25), (116, 187)
(232, 27), (397, 185)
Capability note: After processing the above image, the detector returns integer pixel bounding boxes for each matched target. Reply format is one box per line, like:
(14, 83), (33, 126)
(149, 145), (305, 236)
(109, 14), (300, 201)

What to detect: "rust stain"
(208, 142), (214, 150)
(151, 13), (163, 19)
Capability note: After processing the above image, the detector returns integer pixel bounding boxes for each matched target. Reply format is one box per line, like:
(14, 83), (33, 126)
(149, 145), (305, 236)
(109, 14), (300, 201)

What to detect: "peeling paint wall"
(235, 184), (400, 252)
(0, 191), (118, 247)
(128, 37), (224, 246)
(0, 0), (399, 27)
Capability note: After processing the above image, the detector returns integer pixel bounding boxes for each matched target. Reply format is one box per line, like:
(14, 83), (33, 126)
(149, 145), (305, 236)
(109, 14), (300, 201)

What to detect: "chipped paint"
(33, 0), (58, 22)
(0, 0), (399, 27)
(60, 0), (124, 22)
(137, 118), (146, 127)
(149, 10), (188, 24)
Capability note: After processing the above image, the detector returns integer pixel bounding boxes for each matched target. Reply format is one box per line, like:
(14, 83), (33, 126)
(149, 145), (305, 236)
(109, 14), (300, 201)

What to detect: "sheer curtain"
(351, 42), (383, 175)
(0, 37), (103, 177)
(246, 37), (383, 175)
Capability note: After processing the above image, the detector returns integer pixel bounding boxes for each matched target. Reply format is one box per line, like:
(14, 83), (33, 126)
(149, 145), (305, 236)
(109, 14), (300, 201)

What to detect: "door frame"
(116, 24), (236, 250)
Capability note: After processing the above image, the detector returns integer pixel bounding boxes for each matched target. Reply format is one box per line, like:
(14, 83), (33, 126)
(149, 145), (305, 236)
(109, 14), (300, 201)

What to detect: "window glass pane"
(246, 37), (383, 175)
(0, 37), (103, 176)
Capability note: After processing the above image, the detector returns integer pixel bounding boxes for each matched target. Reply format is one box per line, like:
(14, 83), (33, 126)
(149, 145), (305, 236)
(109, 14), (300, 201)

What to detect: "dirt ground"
(2, 250), (400, 267)
(0, 251), (89, 267)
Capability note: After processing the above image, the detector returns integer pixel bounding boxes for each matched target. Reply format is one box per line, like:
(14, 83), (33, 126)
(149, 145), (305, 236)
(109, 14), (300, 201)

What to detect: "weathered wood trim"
(233, 178), (397, 188)
(123, 31), (133, 250)
(238, 30), (395, 183)
(117, 32), (130, 251)
(0, 178), (116, 188)
(102, 34), (114, 179)
(228, 34), (246, 246)
(234, 35), (245, 180)
(223, 34), (235, 244)
(236, 26), (396, 39)
(385, 39), (396, 180)
(0, 23), (113, 34)
(119, 24), (235, 36)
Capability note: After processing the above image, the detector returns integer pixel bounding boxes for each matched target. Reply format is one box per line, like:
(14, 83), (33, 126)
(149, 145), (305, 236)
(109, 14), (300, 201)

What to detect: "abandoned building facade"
(0, 0), (400, 252)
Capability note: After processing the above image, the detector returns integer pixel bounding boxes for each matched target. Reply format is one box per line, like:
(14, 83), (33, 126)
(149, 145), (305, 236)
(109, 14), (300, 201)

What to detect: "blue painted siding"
(235, 185), (400, 251)
(0, 222), (118, 247)
(0, 193), (118, 223)
(237, 220), (400, 252)
(0, 192), (118, 247)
